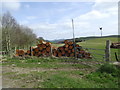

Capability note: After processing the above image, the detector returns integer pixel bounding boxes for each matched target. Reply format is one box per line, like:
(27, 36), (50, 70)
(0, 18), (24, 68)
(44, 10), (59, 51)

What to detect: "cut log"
(65, 47), (69, 51)
(72, 49), (75, 52)
(64, 40), (69, 44)
(58, 52), (62, 57)
(58, 46), (64, 51)
(15, 40), (92, 59)
(46, 46), (51, 52)
(68, 50), (71, 53)
(46, 42), (51, 46)
(76, 44), (80, 47)
(53, 50), (58, 56)
(69, 45), (73, 49)
(68, 41), (73, 45)
(42, 44), (46, 49)
(39, 47), (43, 51)
(64, 44), (69, 48)
(66, 53), (69, 57)
(27, 50), (30, 55)
(37, 44), (41, 47)
(70, 53), (74, 57)
(40, 40), (46, 44)
(61, 51), (65, 55)
(34, 48), (39, 52)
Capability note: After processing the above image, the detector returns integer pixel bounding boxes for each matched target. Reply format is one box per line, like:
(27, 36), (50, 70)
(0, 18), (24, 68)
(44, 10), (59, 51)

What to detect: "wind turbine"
(99, 27), (102, 37)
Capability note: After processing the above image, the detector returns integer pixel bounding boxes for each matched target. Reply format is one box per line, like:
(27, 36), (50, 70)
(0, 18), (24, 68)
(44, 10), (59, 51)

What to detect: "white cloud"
(73, 2), (118, 35)
(29, 20), (92, 40)
(26, 16), (38, 20)
(19, 20), (29, 25)
(2, 0), (21, 11)
(22, 2), (118, 40)
(76, 10), (109, 20)
(29, 22), (73, 40)
(75, 2), (118, 21)
(94, 0), (119, 2)
(30, 23), (57, 30)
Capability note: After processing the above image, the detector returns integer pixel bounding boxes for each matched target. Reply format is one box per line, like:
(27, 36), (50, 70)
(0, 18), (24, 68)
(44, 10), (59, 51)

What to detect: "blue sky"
(3, 2), (94, 24)
(2, 0), (118, 40)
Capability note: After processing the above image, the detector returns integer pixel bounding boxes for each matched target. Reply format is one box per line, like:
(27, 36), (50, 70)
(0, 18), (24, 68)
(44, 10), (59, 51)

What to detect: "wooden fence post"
(105, 40), (111, 62)
(30, 46), (33, 57)
(50, 46), (52, 57)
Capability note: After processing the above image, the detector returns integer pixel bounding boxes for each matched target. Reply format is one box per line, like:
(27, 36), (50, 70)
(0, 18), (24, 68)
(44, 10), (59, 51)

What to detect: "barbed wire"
(82, 47), (105, 51)
(78, 47), (105, 61)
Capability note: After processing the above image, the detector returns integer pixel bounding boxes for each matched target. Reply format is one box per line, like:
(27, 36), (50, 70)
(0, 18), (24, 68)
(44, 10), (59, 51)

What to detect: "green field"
(53, 37), (119, 61)
(2, 57), (119, 88)
(2, 37), (120, 88)
(79, 37), (119, 61)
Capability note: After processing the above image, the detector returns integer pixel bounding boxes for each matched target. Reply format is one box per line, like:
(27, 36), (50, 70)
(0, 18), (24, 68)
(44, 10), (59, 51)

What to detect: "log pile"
(110, 42), (120, 49)
(52, 40), (92, 59)
(26, 40), (52, 57)
(16, 49), (25, 56)
(16, 40), (92, 59)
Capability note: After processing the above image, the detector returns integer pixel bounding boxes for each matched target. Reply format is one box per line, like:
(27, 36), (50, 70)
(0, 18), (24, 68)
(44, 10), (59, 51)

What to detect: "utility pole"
(100, 27), (102, 37)
(72, 19), (77, 58)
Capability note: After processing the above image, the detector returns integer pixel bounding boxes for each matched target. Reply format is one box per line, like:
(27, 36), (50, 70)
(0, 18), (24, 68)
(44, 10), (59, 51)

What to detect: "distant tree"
(37, 37), (44, 41)
(20, 25), (36, 48)
(2, 11), (18, 56)
(36, 37), (44, 43)
(1, 11), (37, 56)
(0, 15), (2, 52)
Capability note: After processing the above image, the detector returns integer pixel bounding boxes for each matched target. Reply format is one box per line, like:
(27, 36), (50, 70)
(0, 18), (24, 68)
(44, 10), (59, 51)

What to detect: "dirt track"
(2, 63), (97, 88)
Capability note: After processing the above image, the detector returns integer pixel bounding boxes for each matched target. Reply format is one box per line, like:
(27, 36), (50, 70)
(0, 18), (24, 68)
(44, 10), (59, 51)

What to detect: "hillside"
(50, 35), (120, 43)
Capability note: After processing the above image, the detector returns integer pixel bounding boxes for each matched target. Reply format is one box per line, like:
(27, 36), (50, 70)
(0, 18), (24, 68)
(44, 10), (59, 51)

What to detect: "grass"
(2, 57), (93, 69)
(40, 65), (119, 88)
(41, 73), (117, 88)
(10, 73), (29, 80)
(2, 57), (119, 88)
(78, 37), (119, 61)
(42, 63), (119, 88)
(51, 37), (119, 61)
(85, 63), (119, 88)
(2, 37), (119, 88)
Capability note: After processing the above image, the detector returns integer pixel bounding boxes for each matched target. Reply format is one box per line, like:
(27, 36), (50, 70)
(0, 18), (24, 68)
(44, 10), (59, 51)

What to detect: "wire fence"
(1, 40), (114, 63)
(75, 40), (112, 62)
(83, 47), (105, 61)
(75, 46), (105, 61)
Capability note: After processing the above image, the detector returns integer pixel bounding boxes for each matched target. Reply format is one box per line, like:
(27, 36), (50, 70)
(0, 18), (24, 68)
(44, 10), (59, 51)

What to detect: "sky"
(1, 0), (119, 40)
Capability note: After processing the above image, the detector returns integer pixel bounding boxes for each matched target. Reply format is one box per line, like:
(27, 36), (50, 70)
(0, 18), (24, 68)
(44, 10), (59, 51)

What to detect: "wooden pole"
(5, 31), (8, 54)
(105, 40), (111, 62)
(72, 19), (77, 58)
(30, 46), (33, 56)
(14, 46), (16, 54)
(115, 52), (119, 62)
(50, 46), (52, 57)
(8, 33), (12, 57)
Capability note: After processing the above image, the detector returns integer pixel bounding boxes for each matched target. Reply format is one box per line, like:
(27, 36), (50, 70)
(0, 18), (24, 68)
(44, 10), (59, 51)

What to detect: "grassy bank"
(2, 57), (119, 88)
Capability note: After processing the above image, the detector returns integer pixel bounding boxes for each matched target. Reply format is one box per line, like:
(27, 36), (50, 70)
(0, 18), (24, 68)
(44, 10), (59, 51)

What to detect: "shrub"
(97, 63), (119, 77)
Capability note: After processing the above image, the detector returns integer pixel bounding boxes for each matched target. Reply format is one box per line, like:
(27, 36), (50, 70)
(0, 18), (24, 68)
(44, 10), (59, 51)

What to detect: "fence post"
(50, 46), (52, 57)
(30, 46), (33, 57)
(105, 40), (111, 62)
